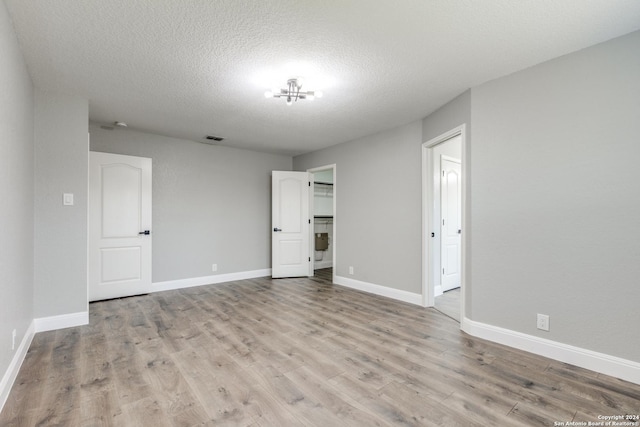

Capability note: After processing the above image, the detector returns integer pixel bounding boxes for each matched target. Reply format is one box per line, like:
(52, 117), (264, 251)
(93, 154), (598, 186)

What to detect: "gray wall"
(0, 0), (34, 379)
(34, 90), (89, 318)
(89, 124), (292, 282)
(422, 90), (470, 143)
(295, 30), (640, 364)
(294, 121), (423, 293)
(470, 30), (640, 361)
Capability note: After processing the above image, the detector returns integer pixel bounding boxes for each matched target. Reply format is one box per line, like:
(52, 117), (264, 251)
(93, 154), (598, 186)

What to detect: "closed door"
(89, 152), (152, 301)
(441, 157), (461, 292)
(272, 171), (311, 278)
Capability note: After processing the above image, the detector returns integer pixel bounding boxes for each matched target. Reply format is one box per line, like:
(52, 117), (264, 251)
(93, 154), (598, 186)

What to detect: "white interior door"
(441, 156), (461, 292)
(272, 171), (311, 278)
(89, 152), (152, 301)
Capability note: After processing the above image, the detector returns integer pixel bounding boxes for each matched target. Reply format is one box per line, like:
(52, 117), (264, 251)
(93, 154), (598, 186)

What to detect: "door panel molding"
(89, 152), (152, 301)
(441, 156), (461, 292)
(271, 171), (311, 278)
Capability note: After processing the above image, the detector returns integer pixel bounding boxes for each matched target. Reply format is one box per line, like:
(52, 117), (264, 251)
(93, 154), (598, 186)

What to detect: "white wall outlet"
(349, 266), (354, 275)
(212, 264), (218, 272)
(537, 314), (550, 331)
(63, 193), (74, 206)
(12, 329), (16, 351)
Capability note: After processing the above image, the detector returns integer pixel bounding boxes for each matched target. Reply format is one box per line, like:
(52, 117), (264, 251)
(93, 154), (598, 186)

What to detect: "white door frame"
(422, 125), (467, 321)
(307, 164), (337, 284)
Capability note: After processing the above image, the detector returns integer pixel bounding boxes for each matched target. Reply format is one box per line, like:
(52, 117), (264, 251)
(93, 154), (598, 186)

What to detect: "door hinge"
(308, 181), (311, 187)
(308, 219), (311, 224)
(309, 257), (311, 262)
(431, 232), (435, 237)
(443, 268), (445, 274)
(443, 170), (445, 177)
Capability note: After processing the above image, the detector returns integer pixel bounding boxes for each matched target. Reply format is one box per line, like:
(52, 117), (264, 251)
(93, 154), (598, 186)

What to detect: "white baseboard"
(462, 317), (640, 385)
(0, 320), (35, 413)
(434, 285), (443, 297)
(314, 260), (333, 269)
(34, 311), (89, 333)
(153, 268), (272, 293)
(334, 275), (422, 306)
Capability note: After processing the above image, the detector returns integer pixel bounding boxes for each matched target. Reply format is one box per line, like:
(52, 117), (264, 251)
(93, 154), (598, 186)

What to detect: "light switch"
(63, 193), (74, 206)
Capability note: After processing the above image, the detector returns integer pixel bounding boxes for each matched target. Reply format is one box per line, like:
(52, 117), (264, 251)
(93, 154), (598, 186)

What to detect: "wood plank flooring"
(434, 288), (460, 323)
(2, 273), (639, 426)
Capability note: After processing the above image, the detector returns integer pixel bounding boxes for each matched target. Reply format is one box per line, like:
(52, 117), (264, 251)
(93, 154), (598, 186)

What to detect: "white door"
(441, 157), (461, 292)
(272, 171), (311, 278)
(89, 152), (152, 301)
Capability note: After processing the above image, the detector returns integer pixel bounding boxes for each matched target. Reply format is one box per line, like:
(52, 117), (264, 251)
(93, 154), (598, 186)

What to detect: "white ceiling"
(5, 1), (640, 156)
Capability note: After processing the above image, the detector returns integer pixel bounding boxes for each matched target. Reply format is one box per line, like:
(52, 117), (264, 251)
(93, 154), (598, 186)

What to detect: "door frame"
(422, 125), (467, 321)
(307, 164), (337, 284)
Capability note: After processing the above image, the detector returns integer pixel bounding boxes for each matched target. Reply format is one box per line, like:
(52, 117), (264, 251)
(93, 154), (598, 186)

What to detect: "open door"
(272, 171), (312, 278)
(441, 156), (462, 292)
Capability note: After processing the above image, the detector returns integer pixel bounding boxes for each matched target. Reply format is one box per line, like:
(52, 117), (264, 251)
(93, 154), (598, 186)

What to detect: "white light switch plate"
(63, 193), (74, 206)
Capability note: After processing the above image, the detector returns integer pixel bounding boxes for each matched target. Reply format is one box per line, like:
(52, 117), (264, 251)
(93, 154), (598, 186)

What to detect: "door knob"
(139, 230), (151, 235)
(273, 227), (282, 232)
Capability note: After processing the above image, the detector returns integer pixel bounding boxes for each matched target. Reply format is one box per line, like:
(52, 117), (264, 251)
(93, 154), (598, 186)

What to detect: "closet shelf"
(314, 215), (333, 219)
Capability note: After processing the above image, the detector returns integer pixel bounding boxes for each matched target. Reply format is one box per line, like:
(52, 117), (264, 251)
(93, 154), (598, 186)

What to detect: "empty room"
(1, 1), (639, 425)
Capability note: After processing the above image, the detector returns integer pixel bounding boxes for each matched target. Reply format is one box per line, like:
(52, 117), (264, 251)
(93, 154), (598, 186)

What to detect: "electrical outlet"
(12, 329), (16, 351)
(63, 193), (74, 206)
(537, 314), (550, 331)
(349, 266), (354, 275)
(212, 264), (218, 272)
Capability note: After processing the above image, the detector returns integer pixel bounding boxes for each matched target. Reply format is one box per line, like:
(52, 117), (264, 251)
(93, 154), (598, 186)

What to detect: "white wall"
(470, 30), (640, 362)
(313, 170), (333, 184)
(295, 121), (423, 294)
(0, 0), (34, 389)
(33, 91), (89, 319)
(89, 124), (292, 282)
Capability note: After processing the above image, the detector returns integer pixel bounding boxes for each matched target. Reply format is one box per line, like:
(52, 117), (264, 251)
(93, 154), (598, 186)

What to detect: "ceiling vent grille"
(201, 135), (225, 145)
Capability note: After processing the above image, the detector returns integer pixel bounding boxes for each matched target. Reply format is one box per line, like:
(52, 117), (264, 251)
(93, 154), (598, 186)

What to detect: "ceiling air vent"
(201, 135), (224, 145)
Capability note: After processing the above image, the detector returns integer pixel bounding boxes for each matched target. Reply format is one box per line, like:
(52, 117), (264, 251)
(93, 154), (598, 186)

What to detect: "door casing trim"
(421, 125), (467, 325)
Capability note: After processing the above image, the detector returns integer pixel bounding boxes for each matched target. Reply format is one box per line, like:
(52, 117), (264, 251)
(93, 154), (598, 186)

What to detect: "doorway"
(308, 165), (336, 284)
(422, 126), (466, 323)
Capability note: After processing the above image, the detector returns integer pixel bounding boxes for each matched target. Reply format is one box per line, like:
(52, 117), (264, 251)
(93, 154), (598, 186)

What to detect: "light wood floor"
(434, 288), (460, 323)
(2, 274), (639, 426)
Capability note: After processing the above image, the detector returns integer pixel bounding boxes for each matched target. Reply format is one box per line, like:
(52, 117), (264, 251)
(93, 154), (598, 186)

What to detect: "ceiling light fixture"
(264, 78), (322, 105)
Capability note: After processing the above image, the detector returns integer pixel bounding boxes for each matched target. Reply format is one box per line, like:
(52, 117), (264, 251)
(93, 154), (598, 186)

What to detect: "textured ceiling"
(5, 0), (640, 156)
